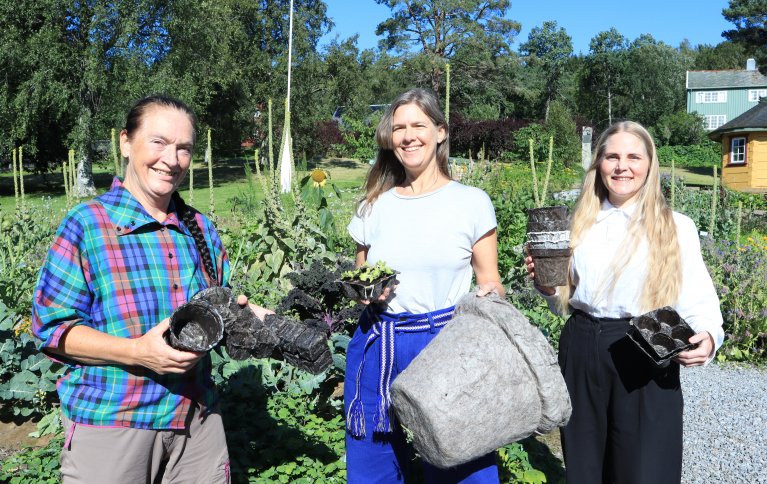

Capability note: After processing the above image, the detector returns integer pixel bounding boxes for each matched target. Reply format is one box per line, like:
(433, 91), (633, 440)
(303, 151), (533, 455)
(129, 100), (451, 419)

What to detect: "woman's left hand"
(675, 331), (715, 367)
(476, 281), (505, 297)
(236, 294), (275, 321)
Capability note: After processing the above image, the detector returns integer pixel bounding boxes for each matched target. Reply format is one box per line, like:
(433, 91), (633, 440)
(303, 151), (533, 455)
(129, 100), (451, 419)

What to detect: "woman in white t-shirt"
(526, 121), (723, 483)
(344, 88), (504, 483)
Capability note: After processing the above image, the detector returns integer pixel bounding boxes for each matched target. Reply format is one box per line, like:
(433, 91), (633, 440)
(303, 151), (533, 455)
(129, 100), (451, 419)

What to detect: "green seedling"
(341, 261), (396, 283)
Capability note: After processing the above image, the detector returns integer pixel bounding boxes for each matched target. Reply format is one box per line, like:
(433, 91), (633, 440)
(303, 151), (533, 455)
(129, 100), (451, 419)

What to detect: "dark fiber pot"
(527, 206), (570, 287)
(526, 206), (569, 233)
(167, 300), (224, 352)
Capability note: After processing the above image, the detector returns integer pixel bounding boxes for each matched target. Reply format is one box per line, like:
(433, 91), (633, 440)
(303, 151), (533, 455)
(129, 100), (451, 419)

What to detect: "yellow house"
(708, 98), (767, 192)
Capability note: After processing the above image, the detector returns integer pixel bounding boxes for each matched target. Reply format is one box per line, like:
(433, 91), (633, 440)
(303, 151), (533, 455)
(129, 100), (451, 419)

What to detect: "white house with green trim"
(686, 59), (767, 131)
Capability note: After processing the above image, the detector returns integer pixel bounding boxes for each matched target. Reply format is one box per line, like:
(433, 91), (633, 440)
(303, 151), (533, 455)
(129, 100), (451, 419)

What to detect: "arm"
(47, 321), (203, 374)
(471, 229), (505, 297)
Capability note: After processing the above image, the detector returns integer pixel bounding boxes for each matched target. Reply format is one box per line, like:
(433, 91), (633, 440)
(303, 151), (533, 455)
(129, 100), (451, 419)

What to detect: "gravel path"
(681, 363), (767, 484)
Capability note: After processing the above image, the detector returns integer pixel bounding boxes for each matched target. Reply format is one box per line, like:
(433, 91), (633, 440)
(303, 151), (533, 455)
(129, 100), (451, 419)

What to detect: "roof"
(687, 70), (767, 90)
(708, 99), (767, 141)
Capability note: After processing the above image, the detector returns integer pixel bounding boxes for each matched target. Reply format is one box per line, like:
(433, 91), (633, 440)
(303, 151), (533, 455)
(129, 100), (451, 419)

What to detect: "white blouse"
(543, 200), (724, 353)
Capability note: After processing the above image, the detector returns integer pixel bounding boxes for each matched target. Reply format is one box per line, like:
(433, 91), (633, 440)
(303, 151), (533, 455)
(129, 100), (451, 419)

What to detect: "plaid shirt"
(32, 178), (229, 429)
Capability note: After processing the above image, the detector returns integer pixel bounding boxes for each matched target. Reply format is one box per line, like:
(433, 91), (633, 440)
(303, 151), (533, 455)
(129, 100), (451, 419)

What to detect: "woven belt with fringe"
(346, 305), (455, 438)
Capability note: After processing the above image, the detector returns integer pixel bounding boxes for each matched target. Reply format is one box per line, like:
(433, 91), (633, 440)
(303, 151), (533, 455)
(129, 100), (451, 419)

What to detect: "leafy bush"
(311, 121), (345, 158)
(650, 111), (708, 146)
(449, 113), (528, 159)
(332, 115), (380, 161)
(0, 434), (62, 483)
(702, 236), (767, 362)
(656, 141), (720, 168)
(0, 204), (59, 314)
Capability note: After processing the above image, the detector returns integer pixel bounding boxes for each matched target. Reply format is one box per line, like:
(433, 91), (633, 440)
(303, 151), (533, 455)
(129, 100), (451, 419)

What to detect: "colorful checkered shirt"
(32, 178), (230, 429)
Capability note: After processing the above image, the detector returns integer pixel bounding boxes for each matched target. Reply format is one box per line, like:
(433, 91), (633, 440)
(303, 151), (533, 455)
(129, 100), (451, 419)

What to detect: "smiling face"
(390, 103), (446, 176)
(598, 131), (650, 207)
(121, 105), (194, 216)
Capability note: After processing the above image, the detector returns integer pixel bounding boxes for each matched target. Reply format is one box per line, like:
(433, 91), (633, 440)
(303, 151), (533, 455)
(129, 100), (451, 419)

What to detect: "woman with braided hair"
(32, 95), (270, 483)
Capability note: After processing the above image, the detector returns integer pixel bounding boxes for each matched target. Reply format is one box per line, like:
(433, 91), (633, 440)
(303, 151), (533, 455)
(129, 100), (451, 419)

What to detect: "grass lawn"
(660, 165), (716, 187)
(0, 155), (370, 217)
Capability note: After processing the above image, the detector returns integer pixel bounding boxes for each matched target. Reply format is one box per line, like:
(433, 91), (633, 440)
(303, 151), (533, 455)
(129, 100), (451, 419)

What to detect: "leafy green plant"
(300, 169), (343, 249)
(498, 442), (548, 484)
(0, 434), (63, 483)
(341, 261), (395, 283)
(0, 301), (62, 419)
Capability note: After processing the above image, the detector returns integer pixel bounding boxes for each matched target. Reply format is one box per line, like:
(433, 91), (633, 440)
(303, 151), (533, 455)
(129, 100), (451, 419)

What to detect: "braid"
(172, 191), (218, 286)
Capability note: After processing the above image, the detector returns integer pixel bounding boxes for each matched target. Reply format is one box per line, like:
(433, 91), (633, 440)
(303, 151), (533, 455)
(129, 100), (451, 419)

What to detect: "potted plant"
(338, 261), (399, 302)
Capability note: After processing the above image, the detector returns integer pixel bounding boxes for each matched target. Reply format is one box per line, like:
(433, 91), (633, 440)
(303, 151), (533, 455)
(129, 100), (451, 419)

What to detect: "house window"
(730, 137), (746, 165)
(696, 91), (727, 103)
(748, 89), (767, 102)
(703, 115), (726, 130)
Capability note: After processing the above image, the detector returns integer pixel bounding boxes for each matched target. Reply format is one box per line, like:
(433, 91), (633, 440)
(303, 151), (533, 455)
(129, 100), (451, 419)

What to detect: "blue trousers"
(344, 309), (499, 483)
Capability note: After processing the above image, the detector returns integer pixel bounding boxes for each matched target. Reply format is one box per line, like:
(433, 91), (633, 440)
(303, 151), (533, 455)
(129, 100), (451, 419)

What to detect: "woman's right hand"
(132, 319), (205, 375)
(524, 254), (556, 296)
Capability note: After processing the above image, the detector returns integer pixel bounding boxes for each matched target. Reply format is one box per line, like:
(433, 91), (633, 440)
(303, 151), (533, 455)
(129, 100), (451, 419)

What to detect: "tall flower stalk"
(207, 129), (214, 215)
(709, 166), (718, 237)
(11, 148), (19, 207)
(18, 146), (25, 207)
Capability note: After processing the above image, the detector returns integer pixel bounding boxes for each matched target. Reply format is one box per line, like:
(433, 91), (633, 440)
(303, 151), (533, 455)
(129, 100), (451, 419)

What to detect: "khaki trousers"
(60, 405), (230, 484)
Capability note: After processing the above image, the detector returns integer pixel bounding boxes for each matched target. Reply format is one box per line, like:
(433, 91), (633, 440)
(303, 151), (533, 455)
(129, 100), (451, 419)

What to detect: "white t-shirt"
(542, 199), (724, 352)
(348, 181), (497, 314)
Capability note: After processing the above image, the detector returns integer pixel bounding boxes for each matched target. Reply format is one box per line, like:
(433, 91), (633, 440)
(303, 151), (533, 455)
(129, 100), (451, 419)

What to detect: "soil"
(0, 416), (53, 460)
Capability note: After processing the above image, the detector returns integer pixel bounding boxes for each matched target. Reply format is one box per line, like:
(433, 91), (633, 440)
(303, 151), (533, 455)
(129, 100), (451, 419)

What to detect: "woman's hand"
(675, 331), (715, 367)
(476, 281), (504, 297)
(525, 254), (556, 296)
(132, 319), (205, 374)
(236, 294), (275, 321)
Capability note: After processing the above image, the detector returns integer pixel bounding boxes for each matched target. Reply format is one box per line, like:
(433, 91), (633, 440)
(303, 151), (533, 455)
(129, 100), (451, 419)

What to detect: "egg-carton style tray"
(627, 306), (698, 366)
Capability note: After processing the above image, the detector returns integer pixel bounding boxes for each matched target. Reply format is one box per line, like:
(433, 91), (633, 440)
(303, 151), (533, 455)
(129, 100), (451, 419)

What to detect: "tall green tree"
(578, 28), (628, 126)
(374, 0), (520, 94)
(623, 35), (691, 128)
(692, 41), (749, 70)
(722, 0), (767, 74)
(519, 21), (573, 122)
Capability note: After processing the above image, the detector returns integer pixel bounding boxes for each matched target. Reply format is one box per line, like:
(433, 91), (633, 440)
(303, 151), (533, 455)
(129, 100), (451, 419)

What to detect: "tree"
(519, 21), (573, 122)
(692, 41), (749, 70)
(623, 35), (691, 128)
(374, 0), (520, 94)
(579, 29), (628, 126)
(722, 0), (767, 74)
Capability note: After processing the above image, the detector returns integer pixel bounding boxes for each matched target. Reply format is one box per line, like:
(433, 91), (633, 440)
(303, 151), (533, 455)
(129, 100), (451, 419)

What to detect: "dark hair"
(124, 95), (217, 286)
(124, 95), (197, 140)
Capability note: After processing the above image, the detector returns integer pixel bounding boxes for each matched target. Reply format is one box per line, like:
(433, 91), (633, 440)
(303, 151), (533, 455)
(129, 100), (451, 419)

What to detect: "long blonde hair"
(558, 121), (681, 313)
(358, 88), (450, 213)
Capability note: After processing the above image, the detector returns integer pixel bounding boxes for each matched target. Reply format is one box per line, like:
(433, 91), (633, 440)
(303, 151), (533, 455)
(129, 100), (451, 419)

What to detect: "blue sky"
(321, 0), (734, 55)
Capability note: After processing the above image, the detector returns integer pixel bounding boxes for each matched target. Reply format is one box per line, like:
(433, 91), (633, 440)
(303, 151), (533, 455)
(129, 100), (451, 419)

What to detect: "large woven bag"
(390, 292), (571, 469)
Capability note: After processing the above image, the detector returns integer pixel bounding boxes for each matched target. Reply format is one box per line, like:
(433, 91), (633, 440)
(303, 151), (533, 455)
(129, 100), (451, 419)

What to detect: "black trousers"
(558, 310), (683, 484)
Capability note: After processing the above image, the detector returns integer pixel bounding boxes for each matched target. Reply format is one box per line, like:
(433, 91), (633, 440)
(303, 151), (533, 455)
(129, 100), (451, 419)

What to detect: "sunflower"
(310, 168), (330, 187)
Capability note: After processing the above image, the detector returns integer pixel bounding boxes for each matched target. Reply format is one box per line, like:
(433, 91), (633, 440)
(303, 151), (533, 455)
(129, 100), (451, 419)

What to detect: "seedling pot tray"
(628, 306), (698, 367)
(338, 273), (399, 301)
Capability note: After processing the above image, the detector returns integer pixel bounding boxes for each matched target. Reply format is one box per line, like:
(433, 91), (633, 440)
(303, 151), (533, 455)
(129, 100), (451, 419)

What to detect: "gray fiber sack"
(390, 292), (571, 469)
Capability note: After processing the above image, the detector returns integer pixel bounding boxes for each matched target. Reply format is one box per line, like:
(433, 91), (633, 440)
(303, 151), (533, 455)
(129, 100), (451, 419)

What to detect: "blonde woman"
(344, 88), (504, 483)
(525, 121), (723, 483)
